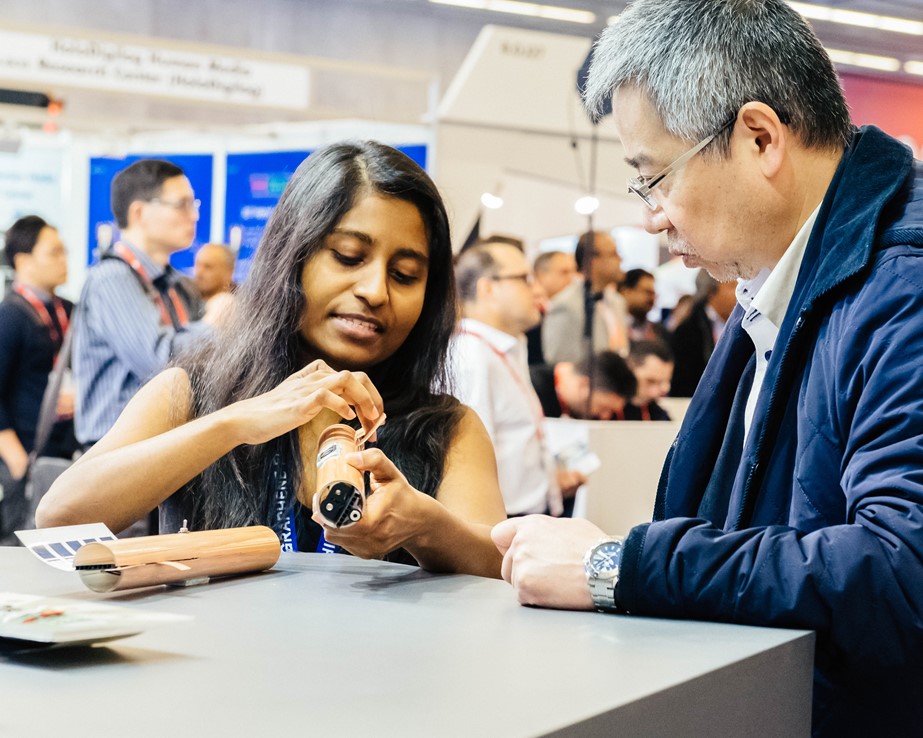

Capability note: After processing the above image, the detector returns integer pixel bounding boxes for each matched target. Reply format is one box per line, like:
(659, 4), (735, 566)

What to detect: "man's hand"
(491, 515), (606, 610)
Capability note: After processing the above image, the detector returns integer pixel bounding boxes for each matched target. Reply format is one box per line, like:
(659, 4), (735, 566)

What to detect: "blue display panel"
(224, 145), (427, 281)
(87, 154), (214, 274)
(224, 150), (309, 282)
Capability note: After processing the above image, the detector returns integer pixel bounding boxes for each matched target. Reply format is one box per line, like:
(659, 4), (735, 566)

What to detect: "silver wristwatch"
(583, 536), (624, 612)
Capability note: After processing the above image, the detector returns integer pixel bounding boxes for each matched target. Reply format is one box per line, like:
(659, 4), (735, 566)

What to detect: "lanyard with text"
(271, 452), (298, 552)
(270, 452), (340, 554)
(461, 328), (545, 441)
(14, 284), (69, 350)
(111, 242), (190, 328)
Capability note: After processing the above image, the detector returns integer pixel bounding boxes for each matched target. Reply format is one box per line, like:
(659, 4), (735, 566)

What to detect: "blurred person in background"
(530, 351), (636, 422)
(74, 159), (227, 452)
(624, 340), (673, 420)
(452, 238), (583, 517)
(532, 250), (577, 301)
(193, 242), (236, 302)
(619, 268), (668, 343)
(526, 250), (578, 365)
(669, 271), (738, 396)
(543, 230), (627, 364)
(0, 216), (78, 536)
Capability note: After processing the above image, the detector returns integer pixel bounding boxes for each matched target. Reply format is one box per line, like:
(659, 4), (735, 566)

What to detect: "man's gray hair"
(584, 0), (852, 155)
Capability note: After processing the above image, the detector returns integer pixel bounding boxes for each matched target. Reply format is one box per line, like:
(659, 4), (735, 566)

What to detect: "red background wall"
(841, 72), (923, 157)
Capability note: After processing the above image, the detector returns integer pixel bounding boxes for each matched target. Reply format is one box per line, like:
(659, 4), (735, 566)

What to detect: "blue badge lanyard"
(271, 453), (297, 552)
(271, 453), (340, 554)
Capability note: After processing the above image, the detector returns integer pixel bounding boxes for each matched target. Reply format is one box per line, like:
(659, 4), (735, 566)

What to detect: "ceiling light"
(429, 0), (596, 24)
(481, 192), (504, 209)
(905, 61), (923, 77)
(825, 48), (902, 73)
(789, 2), (923, 36)
(825, 48), (901, 73)
(574, 196), (599, 215)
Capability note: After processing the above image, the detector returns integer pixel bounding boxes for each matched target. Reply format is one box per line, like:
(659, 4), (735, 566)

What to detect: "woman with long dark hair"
(38, 141), (506, 577)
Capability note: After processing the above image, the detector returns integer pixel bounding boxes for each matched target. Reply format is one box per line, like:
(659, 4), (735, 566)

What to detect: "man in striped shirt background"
(74, 159), (229, 454)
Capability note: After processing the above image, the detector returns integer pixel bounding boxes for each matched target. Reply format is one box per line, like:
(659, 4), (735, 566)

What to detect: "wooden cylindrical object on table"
(72, 525), (281, 593)
(315, 424), (365, 528)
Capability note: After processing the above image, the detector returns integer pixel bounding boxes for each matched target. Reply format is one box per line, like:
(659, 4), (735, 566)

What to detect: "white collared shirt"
(737, 206), (820, 440)
(448, 318), (561, 516)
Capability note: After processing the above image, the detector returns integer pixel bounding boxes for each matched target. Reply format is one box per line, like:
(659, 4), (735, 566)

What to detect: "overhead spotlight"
(430, 0), (595, 24)
(826, 48), (901, 72)
(574, 196), (599, 215)
(788, 2), (923, 36)
(481, 192), (504, 209)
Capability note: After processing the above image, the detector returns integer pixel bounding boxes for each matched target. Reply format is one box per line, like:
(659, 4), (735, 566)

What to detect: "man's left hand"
(491, 515), (605, 610)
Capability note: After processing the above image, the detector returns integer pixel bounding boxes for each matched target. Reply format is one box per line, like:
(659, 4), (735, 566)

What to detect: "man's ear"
(475, 275), (494, 302)
(11, 251), (29, 273)
(125, 199), (146, 228)
(736, 102), (787, 179)
(576, 374), (590, 396)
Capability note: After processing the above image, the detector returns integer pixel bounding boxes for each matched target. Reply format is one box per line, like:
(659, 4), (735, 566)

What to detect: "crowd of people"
(2, 0), (923, 732)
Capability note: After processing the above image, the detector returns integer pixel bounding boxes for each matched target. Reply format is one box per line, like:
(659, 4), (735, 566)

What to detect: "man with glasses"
(493, 0), (923, 733)
(450, 238), (583, 517)
(74, 159), (222, 458)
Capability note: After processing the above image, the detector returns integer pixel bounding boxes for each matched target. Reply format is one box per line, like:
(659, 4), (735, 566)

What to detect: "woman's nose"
(353, 263), (388, 306)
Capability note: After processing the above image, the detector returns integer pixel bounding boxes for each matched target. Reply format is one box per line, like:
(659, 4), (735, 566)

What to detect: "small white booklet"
(0, 592), (190, 651)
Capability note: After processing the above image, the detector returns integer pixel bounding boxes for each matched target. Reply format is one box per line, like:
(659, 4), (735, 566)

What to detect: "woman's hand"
(312, 448), (430, 560)
(223, 360), (384, 446)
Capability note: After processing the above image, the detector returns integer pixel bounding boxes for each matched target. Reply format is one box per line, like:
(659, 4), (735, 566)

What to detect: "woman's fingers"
(292, 359), (333, 378)
(328, 370), (383, 428)
(294, 369), (383, 429)
(302, 388), (357, 422)
(344, 448), (402, 484)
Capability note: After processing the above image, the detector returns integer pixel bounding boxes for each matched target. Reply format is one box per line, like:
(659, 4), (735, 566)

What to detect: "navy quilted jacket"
(617, 127), (923, 735)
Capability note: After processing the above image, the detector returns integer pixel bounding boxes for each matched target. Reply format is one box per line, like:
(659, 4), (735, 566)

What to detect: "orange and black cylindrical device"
(315, 424), (365, 528)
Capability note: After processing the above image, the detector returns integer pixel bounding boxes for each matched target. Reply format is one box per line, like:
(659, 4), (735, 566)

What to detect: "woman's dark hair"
(177, 141), (461, 530)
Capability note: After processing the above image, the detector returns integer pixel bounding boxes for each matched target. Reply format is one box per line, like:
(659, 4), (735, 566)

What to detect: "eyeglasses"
(490, 273), (532, 285)
(150, 197), (201, 214)
(628, 118), (736, 210)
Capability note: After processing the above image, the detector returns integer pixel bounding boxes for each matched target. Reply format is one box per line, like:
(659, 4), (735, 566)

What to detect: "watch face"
(589, 541), (622, 577)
